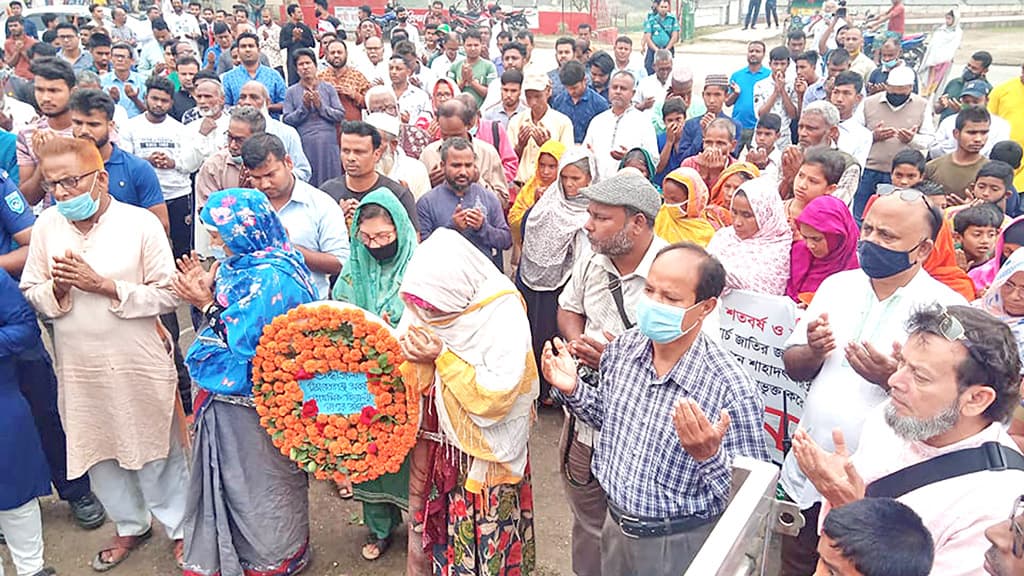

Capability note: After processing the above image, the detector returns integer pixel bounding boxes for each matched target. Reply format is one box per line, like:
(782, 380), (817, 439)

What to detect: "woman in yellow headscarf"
(654, 167), (717, 246)
(708, 162), (761, 227)
(508, 140), (566, 246)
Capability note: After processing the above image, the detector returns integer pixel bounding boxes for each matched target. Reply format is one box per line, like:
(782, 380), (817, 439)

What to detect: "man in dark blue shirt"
(0, 172), (108, 531)
(68, 89), (197, 415)
(552, 60), (609, 145)
(677, 74), (744, 160)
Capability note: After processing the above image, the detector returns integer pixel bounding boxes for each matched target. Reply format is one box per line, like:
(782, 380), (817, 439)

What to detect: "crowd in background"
(2, 0), (1024, 575)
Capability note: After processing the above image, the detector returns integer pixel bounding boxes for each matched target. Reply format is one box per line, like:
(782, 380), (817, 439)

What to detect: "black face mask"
(886, 92), (910, 107)
(962, 67), (980, 82)
(367, 240), (398, 261)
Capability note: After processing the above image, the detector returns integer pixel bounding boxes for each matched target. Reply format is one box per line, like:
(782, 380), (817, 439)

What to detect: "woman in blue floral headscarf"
(173, 188), (318, 576)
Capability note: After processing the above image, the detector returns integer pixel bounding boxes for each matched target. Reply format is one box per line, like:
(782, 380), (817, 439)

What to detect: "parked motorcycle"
(447, 5), (488, 35)
(505, 8), (531, 32)
(862, 28), (928, 71)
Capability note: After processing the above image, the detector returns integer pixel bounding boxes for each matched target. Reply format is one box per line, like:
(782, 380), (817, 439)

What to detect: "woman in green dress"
(331, 188), (419, 561)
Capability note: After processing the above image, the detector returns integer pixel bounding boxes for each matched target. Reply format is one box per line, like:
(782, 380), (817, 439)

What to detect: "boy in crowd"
(991, 141), (1023, 217)
(744, 112), (782, 173)
(953, 202), (1003, 272)
(816, 498), (933, 576)
(959, 160), (1016, 217)
(890, 148), (925, 189)
(918, 179), (949, 210)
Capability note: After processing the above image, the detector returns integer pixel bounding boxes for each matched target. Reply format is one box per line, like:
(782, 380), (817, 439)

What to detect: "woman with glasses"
(19, 137), (189, 570)
(331, 189), (418, 562)
(978, 247), (1024, 452)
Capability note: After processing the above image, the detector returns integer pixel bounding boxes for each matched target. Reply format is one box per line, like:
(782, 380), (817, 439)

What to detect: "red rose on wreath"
(360, 406), (378, 426)
(301, 399), (319, 418)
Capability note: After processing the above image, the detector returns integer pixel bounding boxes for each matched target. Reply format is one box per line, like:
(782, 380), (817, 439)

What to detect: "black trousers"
(17, 349), (92, 501)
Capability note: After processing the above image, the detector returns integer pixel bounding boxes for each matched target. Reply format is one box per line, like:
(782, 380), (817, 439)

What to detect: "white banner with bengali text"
(718, 290), (809, 466)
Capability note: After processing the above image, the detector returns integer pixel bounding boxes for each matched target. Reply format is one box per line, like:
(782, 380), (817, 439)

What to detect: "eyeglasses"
(877, 184), (942, 238)
(359, 230), (396, 247)
(41, 170), (99, 194)
(1011, 495), (1024, 558)
(225, 131), (246, 144)
(1003, 281), (1024, 299)
(369, 104), (398, 115)
(935, 304), (966, 342)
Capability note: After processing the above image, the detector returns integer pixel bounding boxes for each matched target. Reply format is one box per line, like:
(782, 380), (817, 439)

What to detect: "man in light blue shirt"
(221, 31), (286, 115)
(726, 41), (771, 144)
(55, 22), (94, 73)
(241, 133), (349, 298)
(100, 43), (147, 117)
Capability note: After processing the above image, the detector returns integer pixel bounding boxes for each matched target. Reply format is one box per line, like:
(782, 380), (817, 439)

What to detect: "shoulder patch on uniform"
(4, 190), (25, 215)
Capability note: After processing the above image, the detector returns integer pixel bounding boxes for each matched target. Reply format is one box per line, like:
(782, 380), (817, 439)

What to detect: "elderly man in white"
(365, 112), (432, 199)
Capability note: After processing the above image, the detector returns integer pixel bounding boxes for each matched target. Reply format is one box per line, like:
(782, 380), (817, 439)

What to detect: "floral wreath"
(252, 302), (419, 484)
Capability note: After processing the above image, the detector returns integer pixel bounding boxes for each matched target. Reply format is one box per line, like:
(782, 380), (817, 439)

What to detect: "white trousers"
(87, 428), (189, 540)
(0, 499), (44, 576)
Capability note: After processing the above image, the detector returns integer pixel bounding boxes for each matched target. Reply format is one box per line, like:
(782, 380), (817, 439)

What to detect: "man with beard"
(584, 70), (657, 181)
(777, 192), (966, 574)
(480, 41), (527, 118)
(181, 78), (231, 168)
(241, 133), (350, 298)
(321, 120), (420, 230)
(280, 4), (315, 85)
(237, 80), (312, 182)
(165, 0), (202, 54)
(416, 137), (510, 268)
(587, 51), (614, 101)
(18, 57), (76, 206)
(68, 89), (168, 231)
(777, 101), (861, 205)
(319, 39), (371, 121)
(170, 55), (199, 121)
(725, 41), (770, 146)
(548, 36), (576, 101)
(222, 32), (286, 113)
(507, 72), (573, 184)
(925, 106), (992, 197)
(419, 98), (509, 208)
(4, 16), (37, 80)
(122, 75), (195, 259)
(366, 112), (431, 198)
(553, 169), (668, 576)
(794, 304), (1024, 575)
(258, 9), (285, 80)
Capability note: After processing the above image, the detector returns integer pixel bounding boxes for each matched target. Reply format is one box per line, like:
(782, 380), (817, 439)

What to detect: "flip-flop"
(361, 535), (393, 561)
(91, 528), (152, 572)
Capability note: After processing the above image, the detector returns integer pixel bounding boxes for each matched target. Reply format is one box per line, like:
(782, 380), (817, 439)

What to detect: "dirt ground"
(5, 25), (1024, 576)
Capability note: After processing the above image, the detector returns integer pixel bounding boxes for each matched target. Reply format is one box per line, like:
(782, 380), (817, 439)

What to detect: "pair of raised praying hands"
(792, 427), (865, 508)
(806, 313), (900, 388)
(170, 251), (218, 310)
(399, 325), (443, 364)
(540, 337), (731, 461)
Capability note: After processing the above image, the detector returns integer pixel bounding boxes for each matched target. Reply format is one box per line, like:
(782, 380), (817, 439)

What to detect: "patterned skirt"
(431, 462), (536, 576)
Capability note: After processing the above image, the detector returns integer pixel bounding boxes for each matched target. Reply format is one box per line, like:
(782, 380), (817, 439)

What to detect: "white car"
(0, 5), (153, 46)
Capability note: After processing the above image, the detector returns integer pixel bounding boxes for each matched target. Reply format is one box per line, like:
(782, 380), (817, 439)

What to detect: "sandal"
(173, 539), (185, 569)
(361, 535), (392, 561)
(91, 528), (152, 572)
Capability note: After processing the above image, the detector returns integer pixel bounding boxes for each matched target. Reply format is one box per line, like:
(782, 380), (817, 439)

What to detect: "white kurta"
(20, 200), (180, 478)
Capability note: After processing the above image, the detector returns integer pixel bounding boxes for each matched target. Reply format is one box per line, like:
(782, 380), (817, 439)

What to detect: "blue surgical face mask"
(208, 244), (227, 261)
(55, 184), (100, 222)
(636, 294), (705, 344)
(857, 239), (920, 279)
(881, 58), (898, 70)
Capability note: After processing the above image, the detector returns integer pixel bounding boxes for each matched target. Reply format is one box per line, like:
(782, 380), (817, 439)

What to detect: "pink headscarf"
(707, 177), (793, 295)
(969, 215), (1024, 295)
(786, 195), (860, 302)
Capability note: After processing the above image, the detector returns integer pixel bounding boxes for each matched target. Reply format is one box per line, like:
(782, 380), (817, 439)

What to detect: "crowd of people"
(2, 0), (1024, 575)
